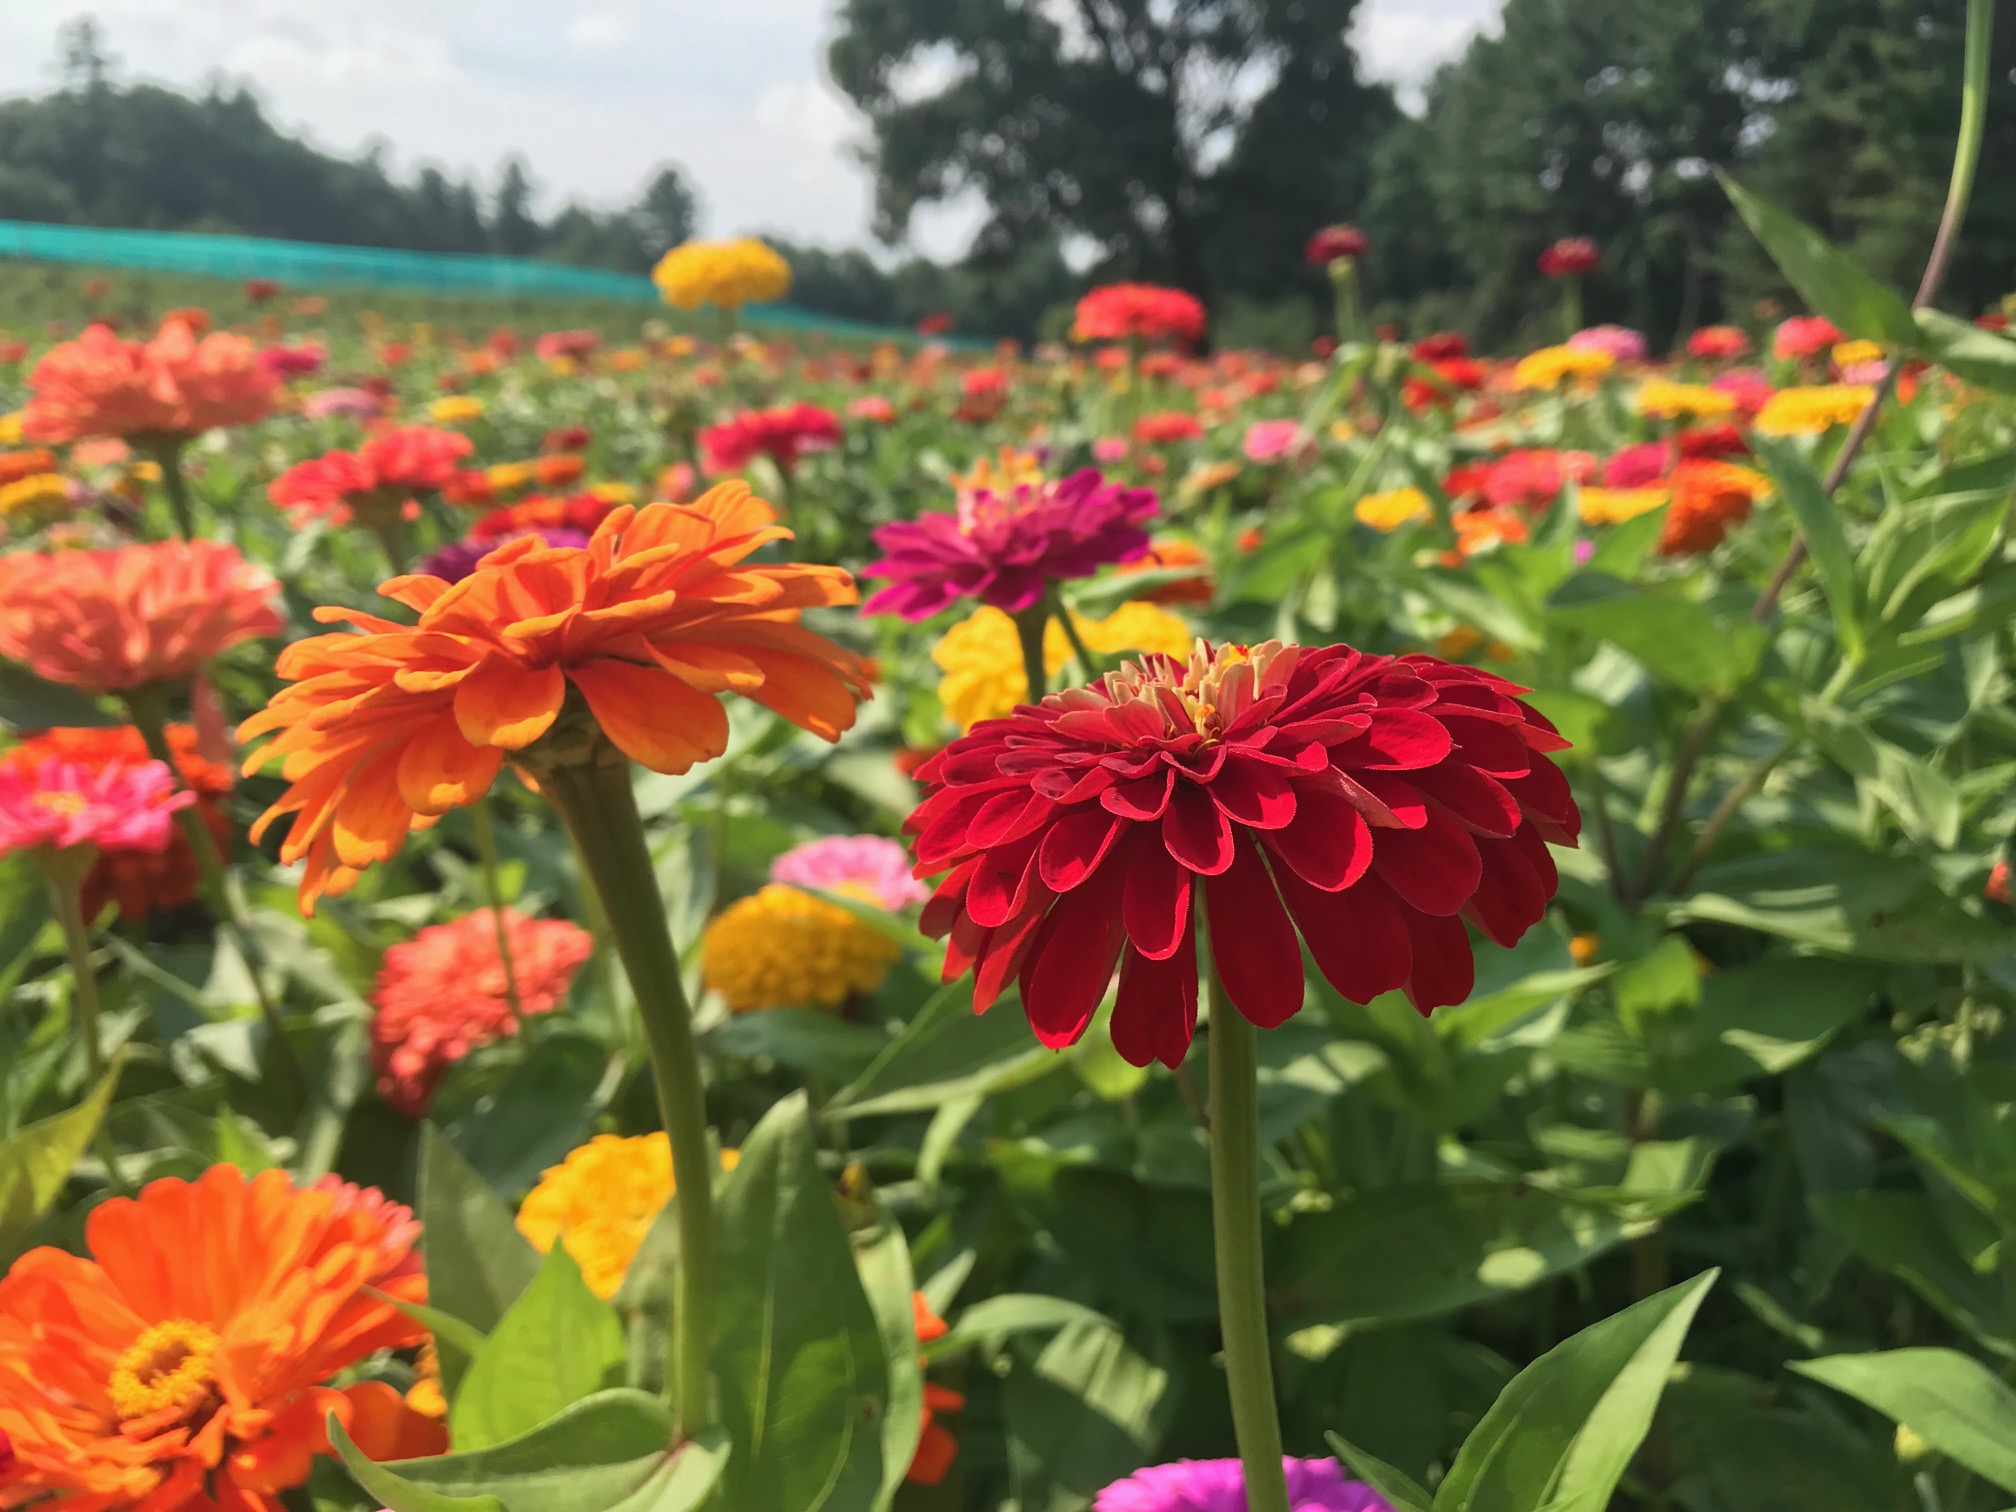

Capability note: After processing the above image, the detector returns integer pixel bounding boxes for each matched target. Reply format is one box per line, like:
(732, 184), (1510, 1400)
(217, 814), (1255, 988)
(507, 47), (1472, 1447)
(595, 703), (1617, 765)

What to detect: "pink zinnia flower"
(1711, 368), (1774, 417)
(0, 758), (193, 861)
(1773, 315), (1841, 361)
(1095, 1458), (1391, 1512)
(301, 386), (385, 420)
(1568, 325), (1647, 363)
(771, 835), (928, 910)
(257, 343), (326, 381)
(1242, 419), (1309, 464)
(1092, 437), (1131, 464)
(862, 467), (1158, 620)
(1602, 441), (1671, 488)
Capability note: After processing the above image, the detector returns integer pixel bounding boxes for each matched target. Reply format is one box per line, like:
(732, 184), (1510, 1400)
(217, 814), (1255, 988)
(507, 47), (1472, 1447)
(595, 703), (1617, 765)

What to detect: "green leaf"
(1549, 577), (1763, 694)
(1720, 175), (1917, 346)
(852, 1208), (924, 1512)
(0, 1059), (120, 1255)
(1434, 1270), (1718, 1512)
(825, 982), (1054, 1118)
(1326, 1432), (1434, 1512)
(1002, 1319), (1174, 1508)
(713, 1091), (893, 1512)
(369, 1290), (491, 1368)
(924, 1294), (1115, 1360)
(419, 1126), (543, 1383)
(447, 1033), (611, 1200)
(1650, 957), (1879, 1096)
(453, 1243), (629, 1452)
(1912, 306), (2016, 393)
(1812, 1192), (2010, 1353)
(705, 1009), (890, 1083)
(1795, 1348), (2016, 1494)
(1753, 435), (1865, 662)
(331, 1389), (697, 1512)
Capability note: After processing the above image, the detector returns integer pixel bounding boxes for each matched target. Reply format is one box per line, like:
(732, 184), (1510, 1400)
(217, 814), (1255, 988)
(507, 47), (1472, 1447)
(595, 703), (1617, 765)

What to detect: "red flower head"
(1482, 449), (1596, 510)
(535, 330), (601, 361)
(1133, 411), (1205, 446)
(1602, 441), (1670, 489)
(1075, 283), (1207, 347)
(1677, 422), (1750, 460)
(1538, 238), (1600, 279)
(1305, 225), (1368, 267)
(542, 425), (591, 454)
(916, 313), (955, 337)
(469, 492), (618, 543)
(1988, 859), (2011, 904)
(1411, 332), (1469, 362)
(1772, 315), (1841, 361)
(23, 317), (277, 446)
(362, 426), (475, 493)
(270, 428), (472, 524)
(244, 277), (282, 303)
(1686, 325), (1750, 361)
(1403, 358), (1486, 412)
(699, 401), (843, 474)
(907, 640), (1579, 1066)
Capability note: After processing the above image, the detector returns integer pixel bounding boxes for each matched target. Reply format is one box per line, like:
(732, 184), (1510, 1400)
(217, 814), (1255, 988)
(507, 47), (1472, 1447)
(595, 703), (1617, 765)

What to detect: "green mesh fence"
(0, 219), (922, 340)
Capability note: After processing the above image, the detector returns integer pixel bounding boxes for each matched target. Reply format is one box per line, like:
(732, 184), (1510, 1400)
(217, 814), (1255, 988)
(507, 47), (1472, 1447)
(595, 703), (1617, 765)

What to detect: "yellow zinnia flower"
(1355, 486), (1430, 532)
(701, 884), (901, 1013)
(0, 412), (24, 445)
(950, 447), (1047, 497)
(429, 395), (486, 425)
(1635, 378), (1735, 421)
(1513, 345), (1615, 390)
(1755, 384), (1875, 437)
(517, 1134), (740, 1300)
(1578, 485), (1669, 525)
(1831, 339), (1883, 369)
(932, 600), (1194, 731)
(0, 472), (70, 521)
(652, 238), (792, 313)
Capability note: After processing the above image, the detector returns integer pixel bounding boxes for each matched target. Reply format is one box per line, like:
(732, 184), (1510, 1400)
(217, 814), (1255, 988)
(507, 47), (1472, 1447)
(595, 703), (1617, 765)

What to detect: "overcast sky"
(0, 0), (1502, 258)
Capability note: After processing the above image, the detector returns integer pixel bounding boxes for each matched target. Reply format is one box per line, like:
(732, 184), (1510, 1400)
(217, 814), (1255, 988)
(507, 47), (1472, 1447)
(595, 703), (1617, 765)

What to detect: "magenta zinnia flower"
(862, 468), (1157, 620)
(771, 834), (928, 910)
(0, 758), (194, 861)
(907, 640), (1579, 1067)
(1568, 325), (1647, 363)
(1095, 1458), (1392, 1512)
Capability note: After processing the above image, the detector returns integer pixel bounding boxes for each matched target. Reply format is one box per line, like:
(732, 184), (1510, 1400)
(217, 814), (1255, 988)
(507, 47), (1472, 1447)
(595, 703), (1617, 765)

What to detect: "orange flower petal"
(396, 714), (504, 814)
(567, 661), (728, 773)
(452, 657), (564, 750)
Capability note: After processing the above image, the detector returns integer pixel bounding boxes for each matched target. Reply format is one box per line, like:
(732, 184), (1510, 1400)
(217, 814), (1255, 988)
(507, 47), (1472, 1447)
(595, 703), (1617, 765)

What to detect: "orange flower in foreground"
(2, 725), (233, 920)
(23, 318), (276, 446)
(240, 483), (873, 912)
(0, 1167), (443, 1512)
(0, 541), (282, 693)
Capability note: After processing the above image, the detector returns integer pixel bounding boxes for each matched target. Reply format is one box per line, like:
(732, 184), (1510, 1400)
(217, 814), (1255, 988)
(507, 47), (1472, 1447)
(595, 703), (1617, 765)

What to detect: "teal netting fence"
(0, 219), (920, 340)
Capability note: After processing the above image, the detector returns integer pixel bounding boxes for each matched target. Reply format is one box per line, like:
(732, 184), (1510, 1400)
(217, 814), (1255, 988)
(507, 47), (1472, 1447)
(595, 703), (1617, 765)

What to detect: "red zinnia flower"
(1411, 333), (1469, 362)
(534, 330), (600, 362)
(1481, 449), (1596, 510)
(244, 277), (281, 303)
(1686, 326), (1750, 360)
(1133, 411), (1205, 445)
(1304, 225), (1368, 267)
(908, 641), (1579, 1066)
(1074, 283), (1207, 347)
(916, 313), (955, 337)
(542, 425), (591, 454)
(1403, 358), (1486, 412)
(1538, 238), (1600, 279)
(1772, 316), (1841, 361)
(1988, 860), (2010, 904)
(699, 402), (842, 474)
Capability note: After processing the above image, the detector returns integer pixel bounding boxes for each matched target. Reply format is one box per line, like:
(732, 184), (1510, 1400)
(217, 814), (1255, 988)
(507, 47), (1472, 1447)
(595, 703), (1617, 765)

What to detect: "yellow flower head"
(701, 884), (900, 1013)
(1513, 345), (1615, 390)
(652, 238), (792, 313)
(1832, 339), (1883, 369)
(0, 472), (70, 522)
(931, 600), (1194, 731)
(518, 1134), (740, 1300)
(588, 481), (638, 505)
(1635, 378), (1735, 421)
(0, 412), (23, 445)
(485, 461), (534, 494)
(1578, 485), (1669, 525)
(1755, 384), (1875, 437)
(1355, 486), (1430, 532)
(430, 395), (486, 425)
(950, 447), (1047, 497)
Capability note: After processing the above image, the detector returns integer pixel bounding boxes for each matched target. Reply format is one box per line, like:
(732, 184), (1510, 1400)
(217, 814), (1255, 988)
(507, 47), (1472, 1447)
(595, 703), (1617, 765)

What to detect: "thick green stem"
(1205, 962), (1291, 1512)
(1328, 260), (1362, 346)
(48, 870), (104, 1082)
(542, 757), (715, 1442)
(1012, 603), (1049, 706)
(149, 438), (196, 540)
(1561, 279), (1583, 342)
(469, 800), (526, 1027)
(1051, 596), (1105, 683)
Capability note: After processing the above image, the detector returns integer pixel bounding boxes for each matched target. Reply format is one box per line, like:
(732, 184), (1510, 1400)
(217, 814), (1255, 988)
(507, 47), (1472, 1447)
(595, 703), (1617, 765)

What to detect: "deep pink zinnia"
(861, 468), (1158, 620)
(906, 640), (1580, 1067)
(0, 758), (194, 862)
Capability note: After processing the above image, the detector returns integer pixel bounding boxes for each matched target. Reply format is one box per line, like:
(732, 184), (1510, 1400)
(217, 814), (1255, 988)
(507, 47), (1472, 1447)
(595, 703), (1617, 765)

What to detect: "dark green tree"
(490, 157), (542, 256)
(635, 167), (700, 256)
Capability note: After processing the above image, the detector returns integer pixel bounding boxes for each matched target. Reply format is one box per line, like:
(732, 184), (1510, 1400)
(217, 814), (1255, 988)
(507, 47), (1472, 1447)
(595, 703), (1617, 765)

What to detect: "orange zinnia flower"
(0, 1166), (444, 1512)
(240, 483), (872, 912)
(23, 317), (276, 446)
(0, 541), (282, 694)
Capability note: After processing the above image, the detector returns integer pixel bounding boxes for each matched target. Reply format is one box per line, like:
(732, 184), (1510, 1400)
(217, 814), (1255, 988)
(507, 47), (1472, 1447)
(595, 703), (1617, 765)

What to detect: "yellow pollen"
(32, 790), (87, 818)
(107, 1319), (220, 1422)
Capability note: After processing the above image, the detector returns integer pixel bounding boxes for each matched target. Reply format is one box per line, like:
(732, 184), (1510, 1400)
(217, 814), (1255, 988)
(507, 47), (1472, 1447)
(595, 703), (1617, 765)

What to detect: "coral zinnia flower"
(698, 402), (842, 475)
(1132, 412), (1204, 446)
(1074, 283), (1207, 346)
(3, 726), (231, 919)
(0, 757), (192, 863)
(22, 317), (277, 446)
(700, 884), (901, 1012)
(270, 427), (474, 524)
(372, 907), (594, 1117)
(239, 485), (871, 913)
(1537, 238), (1600, 279)
(1687, 325), (1750, 361)
(0, 1166), (441, 1512)
(1772, 315), (1842, 361)
(907, 640), (1579, 1067)
(0, 541), (282, 694)
(518, 1135), (740, 1300)
(1658, 460), (1767, 556)
(863, 468), (1157, 621)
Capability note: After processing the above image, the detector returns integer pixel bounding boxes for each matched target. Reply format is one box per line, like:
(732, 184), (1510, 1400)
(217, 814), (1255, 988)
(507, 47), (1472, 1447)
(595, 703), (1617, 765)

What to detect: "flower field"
(7, 132), (2016, 1512)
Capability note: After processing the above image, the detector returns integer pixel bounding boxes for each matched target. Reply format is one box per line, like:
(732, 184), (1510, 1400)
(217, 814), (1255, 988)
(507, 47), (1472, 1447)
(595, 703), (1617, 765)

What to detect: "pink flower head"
(1482, 448), (1596, 509)
(1711, 368), (1774, 417)
(1568, 325), (1647, 363)
(771, 834), (928, 910)
(301, 386), (386, 421)
(1095, 1458), (1391, 1512)
(1773, 315), (1841, 361)
(0, 758), (193, 861)
(1243, 419), (1310, 464)
(1602, 441), (1671, 488)
(862, 467), (1158, 620)
(257, 343), (327, 381)
(700, 402), (843, 474)
(1092, 436), (1131, 464)
(850, 395), (897, 424)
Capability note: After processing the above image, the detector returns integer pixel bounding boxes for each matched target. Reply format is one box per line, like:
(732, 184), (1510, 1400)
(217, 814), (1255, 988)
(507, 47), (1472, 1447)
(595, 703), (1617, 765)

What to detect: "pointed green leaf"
(0, 1059), (121, 1254)
(453, 1243), (629, 1451)
(853, 1207), (924, 1512)
(1435, 1270), (1718, 1512)
(1912, 307), (2016, 393)
(1753, 435), (1866, 662)
(713, 1091), (892, 1512)
(1326, 1431), (1434, 1512)
(1795, 1348), (2016, 1494)
(1720, 175), (1916, 346)
(924, 1294), (1115, 1360)
(419, 1125), (542, 1390)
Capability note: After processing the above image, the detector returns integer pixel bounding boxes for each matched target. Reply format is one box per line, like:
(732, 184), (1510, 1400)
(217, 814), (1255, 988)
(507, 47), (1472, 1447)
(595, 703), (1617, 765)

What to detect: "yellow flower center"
(108, 1318), (220, 1422)
(32, 790), (87, 818)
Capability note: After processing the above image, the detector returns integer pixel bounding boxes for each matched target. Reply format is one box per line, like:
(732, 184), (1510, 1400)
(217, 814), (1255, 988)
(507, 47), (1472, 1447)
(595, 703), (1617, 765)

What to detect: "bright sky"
(0, 0), (1503, 257)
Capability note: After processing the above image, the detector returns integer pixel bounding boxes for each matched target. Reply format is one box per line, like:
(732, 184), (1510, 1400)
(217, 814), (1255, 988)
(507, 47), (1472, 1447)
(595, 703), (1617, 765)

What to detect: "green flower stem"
(1204, 954), (1291, 1512)
(1013, 603), (1050, 705)
(468, 798), (526, 1028)
(47, 861), (130, 1192)
(148, 438), (197, 540)
(542, 756), (716, 1442)
(1050, 595), (1105, 683)
(1561, 278), (1583, 342)
(122, 687), (306, 1098)
(1328, 259), (1361, 346)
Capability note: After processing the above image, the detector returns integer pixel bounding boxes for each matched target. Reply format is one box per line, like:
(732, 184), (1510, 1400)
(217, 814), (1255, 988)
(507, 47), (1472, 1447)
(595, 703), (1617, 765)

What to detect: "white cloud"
(1353, 0), (1502, 106)
(565, 11), (633, 50)
(225, 22), (461, 88)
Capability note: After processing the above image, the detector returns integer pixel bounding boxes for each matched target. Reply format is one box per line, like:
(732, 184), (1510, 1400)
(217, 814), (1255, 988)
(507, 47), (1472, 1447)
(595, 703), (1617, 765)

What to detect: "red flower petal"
(1373, 804), (1482, 916)
(1163, 783), (1235, 875)
(1208, 754), (1297, 829)
(1204, 835), (1305, 1028)
(1410, 763), (1522, 838)
(1402, 909), (1474, 1011)
(966, 834), (1041, 927)
(1019, 888), (1127, 1048)
(1112, 933), (1199, 1068)
(1264, 789), (1372, 891)
(1122, 832), (1193, 960)
(1273, 867), (1411, 1005)
(1037, 806), (1124, 892)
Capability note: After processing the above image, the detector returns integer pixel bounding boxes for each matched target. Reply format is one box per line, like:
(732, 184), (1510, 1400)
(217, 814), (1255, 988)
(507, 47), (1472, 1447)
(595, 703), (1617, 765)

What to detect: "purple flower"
(418, 527), (592, 584)
(1095, 1458), (1392, 1512)
(771, 835), (927, 910)
(1567, 325), (1647, 363)
(861, 467), (1157, 621)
